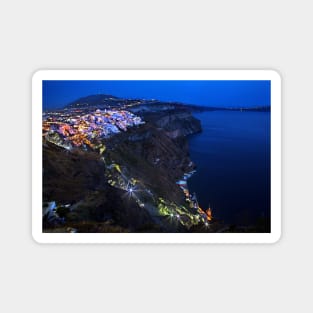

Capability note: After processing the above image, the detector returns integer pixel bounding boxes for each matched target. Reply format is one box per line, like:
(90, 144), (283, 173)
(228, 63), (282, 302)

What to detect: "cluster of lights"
(169, 212), (180, 219)
(43, 108), (144, 148)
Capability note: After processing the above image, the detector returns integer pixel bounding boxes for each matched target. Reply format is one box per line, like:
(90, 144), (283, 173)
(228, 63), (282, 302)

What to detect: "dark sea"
(188, 110), (271, 227)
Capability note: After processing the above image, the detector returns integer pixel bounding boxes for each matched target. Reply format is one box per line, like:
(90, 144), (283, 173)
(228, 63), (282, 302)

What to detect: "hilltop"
(66, 94), (142, 109)
(42, 95), (222, 233)
(64, 93), (270, 112)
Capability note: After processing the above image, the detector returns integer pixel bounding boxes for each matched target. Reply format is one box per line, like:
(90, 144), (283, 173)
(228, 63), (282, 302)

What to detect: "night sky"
(43, 80), (270, 109)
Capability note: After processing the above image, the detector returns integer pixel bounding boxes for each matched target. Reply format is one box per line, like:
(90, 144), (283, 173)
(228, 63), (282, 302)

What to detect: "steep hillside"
(42, 104), (206, 233)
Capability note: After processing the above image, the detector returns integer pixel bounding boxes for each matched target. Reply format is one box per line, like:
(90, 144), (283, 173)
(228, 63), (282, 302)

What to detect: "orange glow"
(206, 208), (212, 221)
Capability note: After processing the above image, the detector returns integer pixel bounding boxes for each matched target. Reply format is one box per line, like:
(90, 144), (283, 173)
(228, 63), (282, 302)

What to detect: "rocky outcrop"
(43, 107), (202, 233)
(43, 141), (156, 232)
(43, 141), (107, 202)
(144, 110), (202, 138)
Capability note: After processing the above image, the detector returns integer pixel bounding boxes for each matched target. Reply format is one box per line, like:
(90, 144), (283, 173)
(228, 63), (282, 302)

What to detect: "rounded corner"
(32, 69), (45, 84)
(268, 69), (282, 83)
(31, 230), (44, 245)
(269, 230), (282, 244)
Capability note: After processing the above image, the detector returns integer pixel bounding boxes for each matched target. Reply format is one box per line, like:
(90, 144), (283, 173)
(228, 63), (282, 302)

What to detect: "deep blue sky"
(43, 80), (270, 109)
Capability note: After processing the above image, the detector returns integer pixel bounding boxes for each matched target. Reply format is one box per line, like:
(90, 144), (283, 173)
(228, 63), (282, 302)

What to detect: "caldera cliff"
(43, 100), (207, 233)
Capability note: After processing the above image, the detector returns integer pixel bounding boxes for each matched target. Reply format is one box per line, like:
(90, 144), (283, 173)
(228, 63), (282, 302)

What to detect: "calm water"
(188, 111), (270, 226)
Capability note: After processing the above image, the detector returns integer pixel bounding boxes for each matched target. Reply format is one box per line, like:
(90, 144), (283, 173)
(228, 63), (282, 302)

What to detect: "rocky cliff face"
(143, 110), (202, 138)
(105, 125), (191, 204)
(43, 141), (156, 232)
(43, 108), (202, 233)
(105, 108), (201, 202)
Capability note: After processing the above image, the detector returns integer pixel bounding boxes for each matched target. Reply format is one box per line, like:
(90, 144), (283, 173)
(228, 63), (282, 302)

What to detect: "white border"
(32, 70), (281, 244)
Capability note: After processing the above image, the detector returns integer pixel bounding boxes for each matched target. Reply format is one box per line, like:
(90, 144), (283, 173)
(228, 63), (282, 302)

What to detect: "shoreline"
(176, 170), (212, 224)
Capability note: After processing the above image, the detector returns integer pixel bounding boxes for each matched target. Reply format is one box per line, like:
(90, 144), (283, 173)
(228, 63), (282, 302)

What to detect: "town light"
(126, 185), (137, 197)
